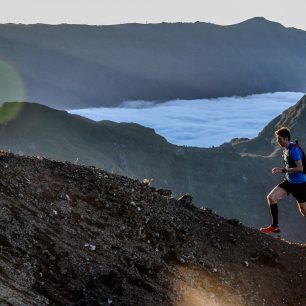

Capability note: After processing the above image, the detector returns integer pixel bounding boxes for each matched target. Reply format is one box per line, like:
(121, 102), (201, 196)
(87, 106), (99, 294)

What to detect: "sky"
(0, 0), (306, 31)
(68, 92), (305, 148)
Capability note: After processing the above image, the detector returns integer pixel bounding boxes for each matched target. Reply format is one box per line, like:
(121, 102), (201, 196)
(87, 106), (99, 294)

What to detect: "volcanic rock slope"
(0, 152), (305, 305)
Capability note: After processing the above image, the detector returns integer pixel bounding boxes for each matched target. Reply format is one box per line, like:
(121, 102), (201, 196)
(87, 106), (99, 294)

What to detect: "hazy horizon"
(1, 0), (306, 31)
(69, 92), (305, 148)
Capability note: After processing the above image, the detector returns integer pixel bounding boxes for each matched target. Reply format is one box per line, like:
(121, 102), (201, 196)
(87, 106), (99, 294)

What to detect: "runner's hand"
(272, 167), (283, 174)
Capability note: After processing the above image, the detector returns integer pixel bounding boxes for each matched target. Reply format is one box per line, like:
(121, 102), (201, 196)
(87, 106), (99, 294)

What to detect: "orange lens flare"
(172, 266), (246, 306)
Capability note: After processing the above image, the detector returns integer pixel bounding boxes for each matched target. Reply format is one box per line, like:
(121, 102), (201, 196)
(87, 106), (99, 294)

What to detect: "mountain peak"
(236, 16), (286, 29)
(244, 17), (270, 23)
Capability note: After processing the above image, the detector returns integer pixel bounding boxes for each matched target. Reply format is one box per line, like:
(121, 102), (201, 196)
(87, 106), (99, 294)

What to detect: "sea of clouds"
(68, 92), (305, 148)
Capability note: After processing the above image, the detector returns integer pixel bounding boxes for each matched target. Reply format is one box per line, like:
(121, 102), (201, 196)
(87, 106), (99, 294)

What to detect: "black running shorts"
(278, 180), (306, 203)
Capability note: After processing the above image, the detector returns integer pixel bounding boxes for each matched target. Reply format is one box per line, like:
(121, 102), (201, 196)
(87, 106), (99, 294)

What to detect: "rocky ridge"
(0, 19), (306, 108)
(0, 152), (305, 305)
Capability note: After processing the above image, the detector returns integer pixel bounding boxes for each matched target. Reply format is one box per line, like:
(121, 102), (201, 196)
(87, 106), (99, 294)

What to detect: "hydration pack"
(287, 140), (306, 174)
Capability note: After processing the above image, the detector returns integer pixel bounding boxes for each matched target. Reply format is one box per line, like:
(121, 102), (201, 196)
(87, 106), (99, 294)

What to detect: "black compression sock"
(270, 203), (279, 227)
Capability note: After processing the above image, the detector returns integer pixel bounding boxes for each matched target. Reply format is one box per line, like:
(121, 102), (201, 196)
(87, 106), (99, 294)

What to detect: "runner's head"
(275, 127), (290, 147)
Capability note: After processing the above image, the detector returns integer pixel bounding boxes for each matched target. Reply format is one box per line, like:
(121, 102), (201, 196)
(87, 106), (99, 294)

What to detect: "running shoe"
(260, 225), (280, 233)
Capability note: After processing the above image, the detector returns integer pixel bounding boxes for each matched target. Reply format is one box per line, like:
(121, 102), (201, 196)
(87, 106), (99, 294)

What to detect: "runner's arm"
(272, 160), (303, 174)
(285, 159), (303, 173)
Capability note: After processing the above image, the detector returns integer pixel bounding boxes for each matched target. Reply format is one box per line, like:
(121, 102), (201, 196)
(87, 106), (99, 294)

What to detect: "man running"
(260, 127), (306, 233)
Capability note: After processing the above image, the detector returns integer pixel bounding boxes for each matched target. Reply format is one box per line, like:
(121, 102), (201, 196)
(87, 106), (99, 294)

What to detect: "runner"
(260, 127), (306, 233)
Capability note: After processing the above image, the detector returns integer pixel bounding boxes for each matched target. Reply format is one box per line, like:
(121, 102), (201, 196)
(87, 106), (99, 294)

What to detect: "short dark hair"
(275, 127), (291, 141)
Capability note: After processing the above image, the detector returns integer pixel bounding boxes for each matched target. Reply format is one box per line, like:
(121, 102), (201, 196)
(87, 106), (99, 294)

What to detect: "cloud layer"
(68, 92), (304, 148)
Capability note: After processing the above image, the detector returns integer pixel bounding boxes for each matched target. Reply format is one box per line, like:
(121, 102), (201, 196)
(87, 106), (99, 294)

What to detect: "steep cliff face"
(0, 152), (305, 305)
(233, 95), (306, 155)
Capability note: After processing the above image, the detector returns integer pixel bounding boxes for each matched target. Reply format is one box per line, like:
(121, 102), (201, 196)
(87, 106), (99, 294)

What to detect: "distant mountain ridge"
(1, 95), (306, 242)
(0, 18), (306, 109)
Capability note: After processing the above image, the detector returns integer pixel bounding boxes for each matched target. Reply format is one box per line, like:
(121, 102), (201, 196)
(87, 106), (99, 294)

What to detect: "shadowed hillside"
(0, 18), (306, 108)
(0, 96), (306, 242)
(0, 152), (305, 305)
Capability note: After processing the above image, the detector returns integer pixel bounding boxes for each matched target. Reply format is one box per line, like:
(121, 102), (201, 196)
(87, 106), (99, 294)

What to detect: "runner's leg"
(267, 186), (288, 227)
(267, 186), (288, 204)
(297, 202), (306, 217)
